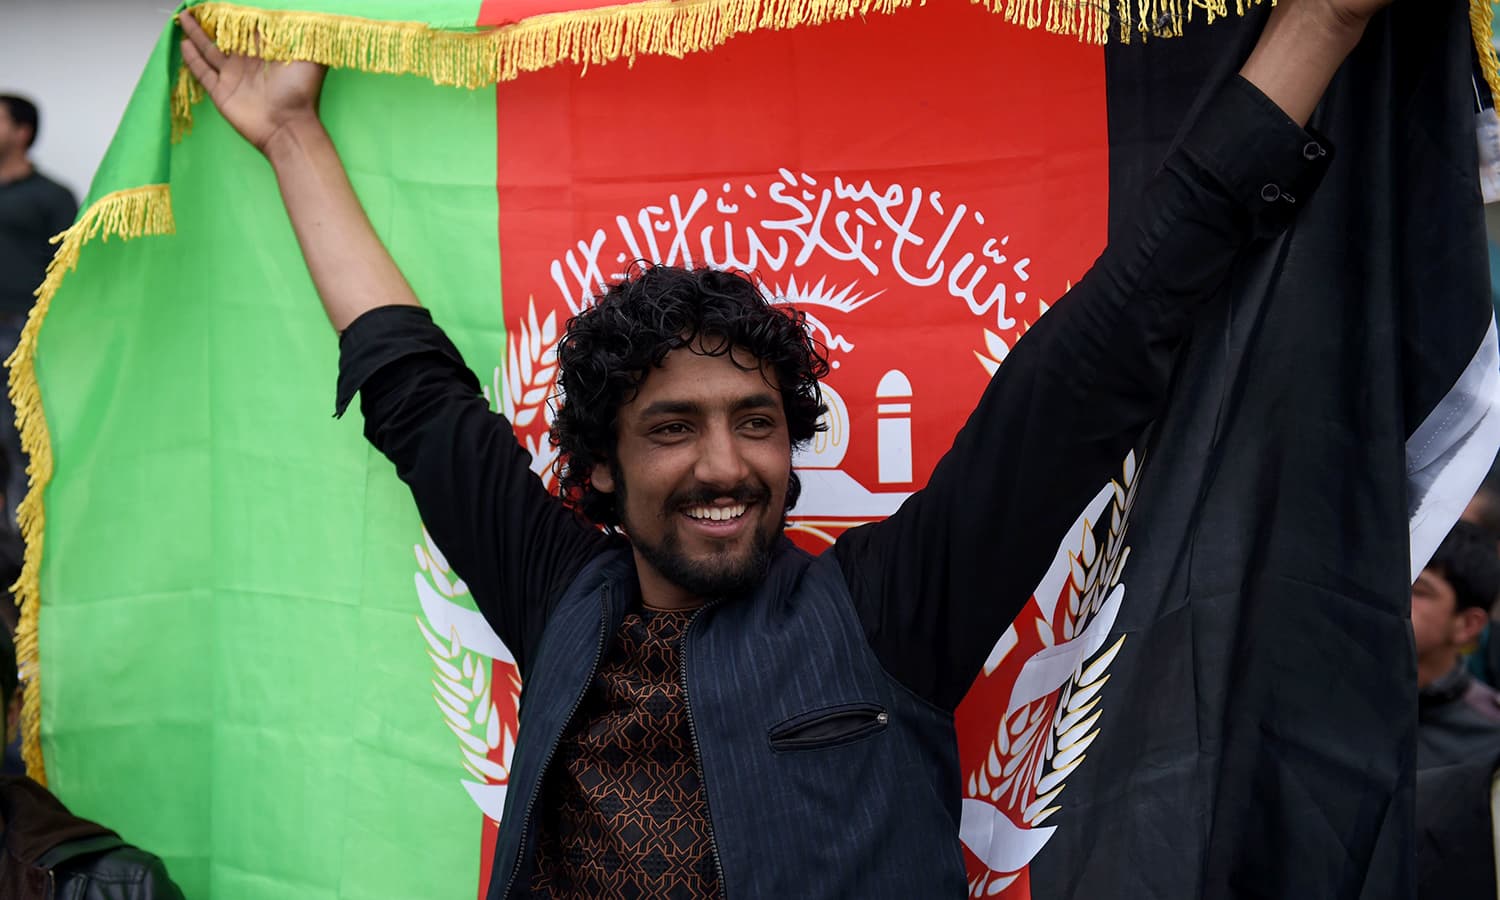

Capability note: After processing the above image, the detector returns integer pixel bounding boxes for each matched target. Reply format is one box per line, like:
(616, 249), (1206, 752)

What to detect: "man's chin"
(639, 534), (775, 601)
(679, 552), (770, 599)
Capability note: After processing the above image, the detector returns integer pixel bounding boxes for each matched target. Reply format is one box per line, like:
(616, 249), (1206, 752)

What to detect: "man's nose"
(694, 422), (751, 487)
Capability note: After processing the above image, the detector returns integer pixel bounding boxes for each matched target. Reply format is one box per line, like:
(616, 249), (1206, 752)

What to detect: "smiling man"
(182, 0), (1397, 895)
(551, 272), (823, 609)
(587, 343), (784, 603)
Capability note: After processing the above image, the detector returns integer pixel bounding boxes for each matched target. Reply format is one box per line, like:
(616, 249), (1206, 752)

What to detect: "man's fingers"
(180, 39), (220, 94)
(178, 10), (228, 70)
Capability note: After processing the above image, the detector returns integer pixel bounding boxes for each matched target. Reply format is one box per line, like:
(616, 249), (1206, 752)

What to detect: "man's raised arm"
(178, 11), (604, 668)
(180, 11), (418, 332)
(834, 0), (1397, 710)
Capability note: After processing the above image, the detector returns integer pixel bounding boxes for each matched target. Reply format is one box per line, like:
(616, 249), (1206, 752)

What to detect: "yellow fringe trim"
(6, 185), (176, 785)
(173, 64), (206, 145)
(1473, 0), (1500, 109)
(171, 0), (1261, 140)
(1113, 0), (1266, 42)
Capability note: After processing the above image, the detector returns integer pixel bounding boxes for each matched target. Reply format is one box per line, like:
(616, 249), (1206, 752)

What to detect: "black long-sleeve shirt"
(0, 169), (75, 319)
(337, 75), (1330, 711)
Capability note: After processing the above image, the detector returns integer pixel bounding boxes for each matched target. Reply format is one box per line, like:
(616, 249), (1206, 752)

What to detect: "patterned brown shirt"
(528, 608), (721, 898)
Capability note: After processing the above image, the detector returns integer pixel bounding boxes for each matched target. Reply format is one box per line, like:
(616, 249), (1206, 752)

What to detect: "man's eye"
(653, 423), (690, 436)
(743, 417), (775, 431)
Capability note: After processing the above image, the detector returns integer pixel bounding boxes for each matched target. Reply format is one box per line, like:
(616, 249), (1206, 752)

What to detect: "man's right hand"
(178, 10), (328, 158)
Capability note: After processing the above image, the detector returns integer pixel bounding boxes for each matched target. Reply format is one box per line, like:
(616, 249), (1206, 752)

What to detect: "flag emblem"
(416, 167), (1127, 892)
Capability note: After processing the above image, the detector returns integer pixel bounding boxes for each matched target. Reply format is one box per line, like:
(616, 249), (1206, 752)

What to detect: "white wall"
(0, 0), (178, 201)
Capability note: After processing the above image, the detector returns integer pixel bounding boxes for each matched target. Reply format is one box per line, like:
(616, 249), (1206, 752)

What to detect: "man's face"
(1411, 568), (1485, 664)
(594, 341), (792, 606)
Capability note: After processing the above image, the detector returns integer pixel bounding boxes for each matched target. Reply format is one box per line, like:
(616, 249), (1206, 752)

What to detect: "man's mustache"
(667, 482), (772, 511)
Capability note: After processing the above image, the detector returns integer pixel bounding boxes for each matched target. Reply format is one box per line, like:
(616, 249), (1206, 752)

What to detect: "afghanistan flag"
(14, 0), (1499, 897)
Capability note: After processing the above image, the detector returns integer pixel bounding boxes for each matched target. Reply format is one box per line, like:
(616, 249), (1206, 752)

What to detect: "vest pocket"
(768, 702), (889, 751)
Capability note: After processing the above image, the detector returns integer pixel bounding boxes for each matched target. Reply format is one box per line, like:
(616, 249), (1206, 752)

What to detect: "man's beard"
(617, 469), (780, 600)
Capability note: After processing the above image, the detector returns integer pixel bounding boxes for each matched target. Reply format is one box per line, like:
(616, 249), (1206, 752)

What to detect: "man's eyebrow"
(732, 393), (781, 413)
(637, 393), (780, 418)
(639, 399), (704, 418)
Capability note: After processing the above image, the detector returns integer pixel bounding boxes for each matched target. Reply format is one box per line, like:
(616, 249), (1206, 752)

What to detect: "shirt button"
(1303, 141), (1326, 160)
(1261, 183), (1282, 202)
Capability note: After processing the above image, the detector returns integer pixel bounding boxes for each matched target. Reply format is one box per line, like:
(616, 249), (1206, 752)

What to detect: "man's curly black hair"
(551, 264), (829, 529)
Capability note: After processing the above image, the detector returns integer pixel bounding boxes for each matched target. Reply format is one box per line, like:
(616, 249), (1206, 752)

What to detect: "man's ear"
(591, 461), (615, 494)
(1456, 606), (1492, 647)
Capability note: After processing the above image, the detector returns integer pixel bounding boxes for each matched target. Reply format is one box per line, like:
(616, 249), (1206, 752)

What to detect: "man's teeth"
(685, 504), (748, 521)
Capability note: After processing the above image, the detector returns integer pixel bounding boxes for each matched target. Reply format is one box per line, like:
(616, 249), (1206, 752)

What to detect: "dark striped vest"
(487, 540), (967, 898)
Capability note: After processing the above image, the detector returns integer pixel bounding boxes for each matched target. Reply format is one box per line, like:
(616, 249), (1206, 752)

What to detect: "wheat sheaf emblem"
(485, 296), (561, 486)
(414, 528), (522, 821)
(962, 448), (1138, 898)
(414, 299), (565, 821)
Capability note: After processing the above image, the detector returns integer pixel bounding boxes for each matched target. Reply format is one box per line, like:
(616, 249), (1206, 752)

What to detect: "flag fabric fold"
(1020, 4), (1498, 896)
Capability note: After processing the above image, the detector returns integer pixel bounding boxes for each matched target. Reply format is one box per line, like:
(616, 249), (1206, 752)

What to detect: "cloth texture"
(338, 75), (1327, 896)
(1047, 4), (1494, 896)
(528, 608), (721, 898)
(1415, 747), (1500, 900)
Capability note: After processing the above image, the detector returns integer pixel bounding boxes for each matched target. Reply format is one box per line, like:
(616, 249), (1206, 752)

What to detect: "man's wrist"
(1312, 0), (1384, 33)
(263, 113), (330, 172)
(1293, 0), (1370, 54)
(1239, 0), (1367, 126)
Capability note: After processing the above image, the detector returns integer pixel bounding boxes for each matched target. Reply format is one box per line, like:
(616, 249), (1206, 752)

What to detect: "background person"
(0, 94), (76, 528)
(1416, 521), (1500, 769)
(0, 628), (184, 900)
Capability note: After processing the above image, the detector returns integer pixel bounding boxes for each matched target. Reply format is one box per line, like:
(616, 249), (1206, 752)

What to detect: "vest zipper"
(680, 604), (729, 896)
(501, 585), (613, 899)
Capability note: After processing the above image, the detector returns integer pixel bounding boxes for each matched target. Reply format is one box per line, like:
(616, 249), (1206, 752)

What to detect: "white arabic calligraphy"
(547, 173), (1034, 330)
